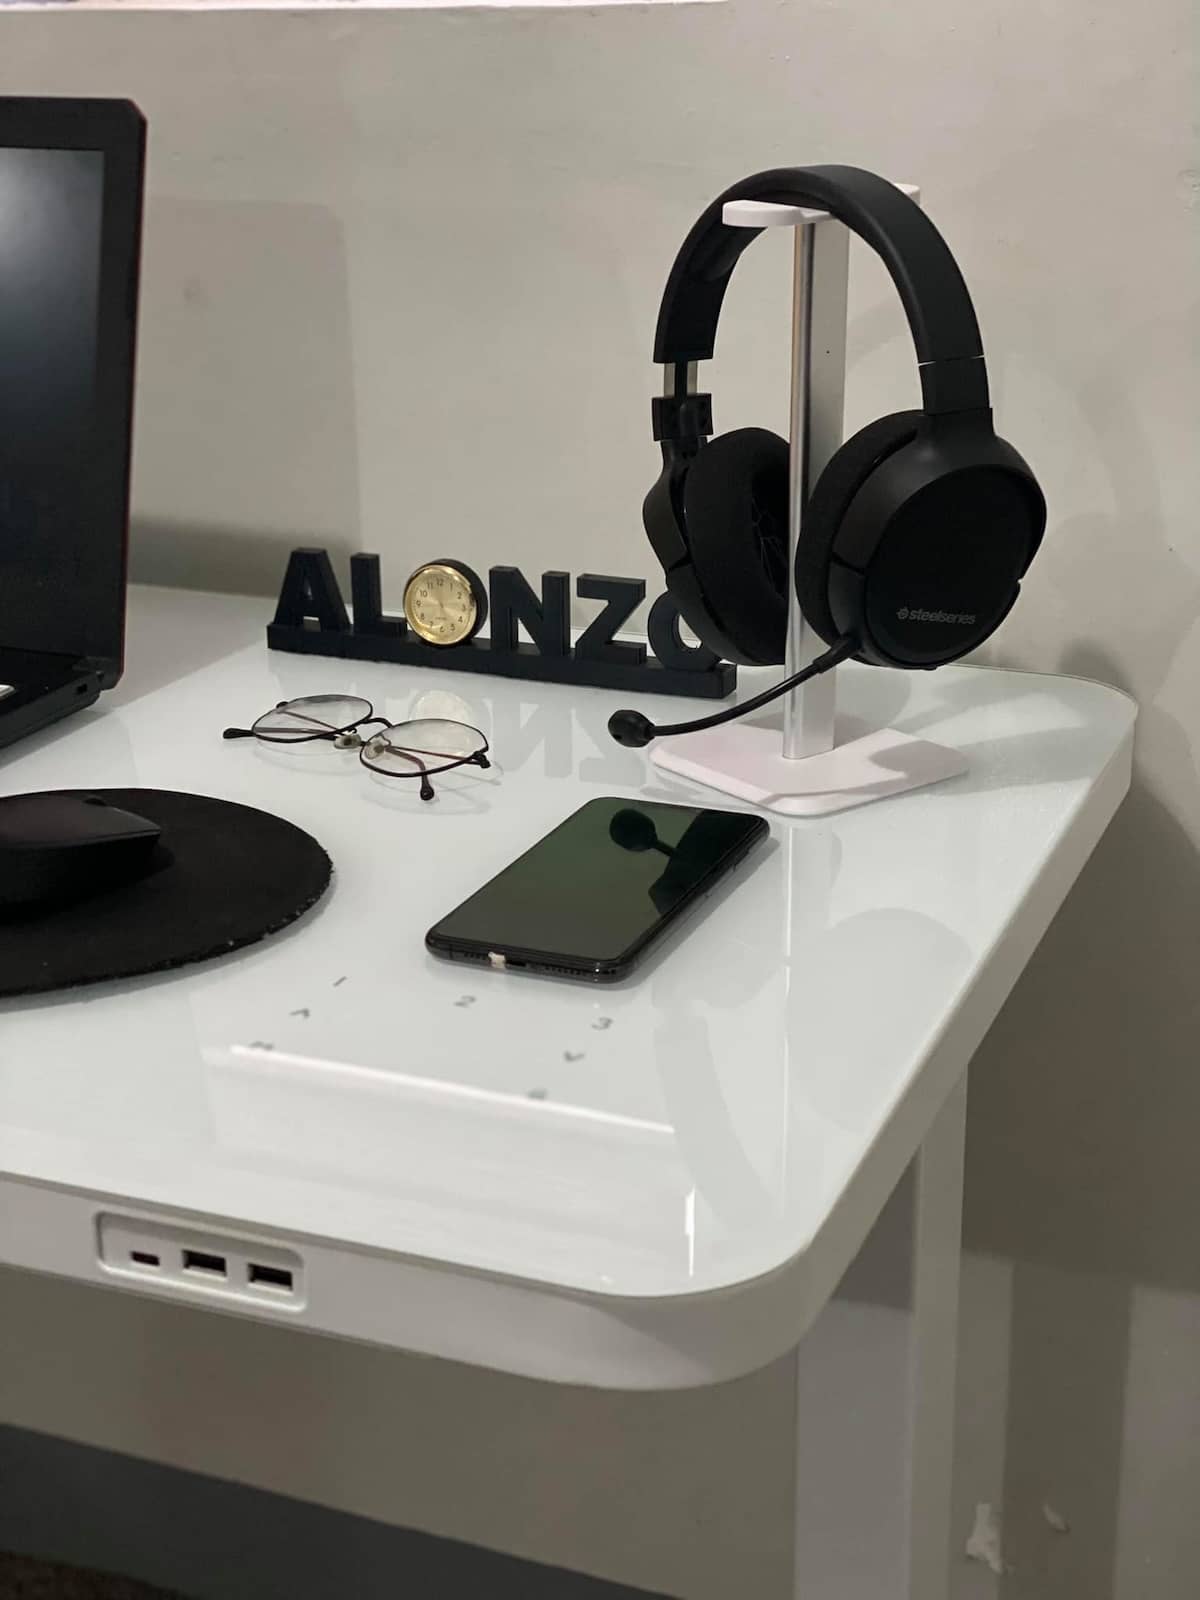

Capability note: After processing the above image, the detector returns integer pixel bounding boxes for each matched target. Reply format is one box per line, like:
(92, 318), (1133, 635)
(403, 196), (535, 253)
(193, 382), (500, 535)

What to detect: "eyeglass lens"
(251, 696), (373, 741)
(361, 718), (488, 776)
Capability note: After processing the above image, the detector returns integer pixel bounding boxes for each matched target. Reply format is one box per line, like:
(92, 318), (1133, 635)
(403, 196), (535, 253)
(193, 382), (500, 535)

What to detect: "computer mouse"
(0, 791), (163, 914)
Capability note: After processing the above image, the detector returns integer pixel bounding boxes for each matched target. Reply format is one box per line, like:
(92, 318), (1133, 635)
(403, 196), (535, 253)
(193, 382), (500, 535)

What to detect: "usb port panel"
(98, 1215), (305, 1311)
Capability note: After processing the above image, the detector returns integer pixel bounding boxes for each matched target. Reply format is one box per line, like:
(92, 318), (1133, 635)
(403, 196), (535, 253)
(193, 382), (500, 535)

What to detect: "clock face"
(403, 563), (479, 645)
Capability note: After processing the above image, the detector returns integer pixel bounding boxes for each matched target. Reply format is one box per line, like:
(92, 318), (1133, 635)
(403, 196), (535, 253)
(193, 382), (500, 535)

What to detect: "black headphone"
(609, 166), (1046, 749)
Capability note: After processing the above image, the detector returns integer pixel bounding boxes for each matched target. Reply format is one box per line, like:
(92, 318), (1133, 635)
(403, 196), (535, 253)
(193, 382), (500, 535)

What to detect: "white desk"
(0, 586), (1135, 1598)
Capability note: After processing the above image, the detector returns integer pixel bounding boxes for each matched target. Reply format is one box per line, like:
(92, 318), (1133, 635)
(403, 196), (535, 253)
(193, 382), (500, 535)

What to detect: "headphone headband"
(654, 165), (989, 416)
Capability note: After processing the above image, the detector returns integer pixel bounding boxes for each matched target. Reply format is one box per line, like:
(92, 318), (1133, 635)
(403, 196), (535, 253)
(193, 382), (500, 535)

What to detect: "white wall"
(1, 3), (1197, 1596)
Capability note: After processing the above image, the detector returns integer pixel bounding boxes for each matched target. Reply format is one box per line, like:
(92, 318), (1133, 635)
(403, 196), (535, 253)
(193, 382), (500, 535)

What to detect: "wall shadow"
(960, 372), (1199, 1593)
(128, 197), (360, 597)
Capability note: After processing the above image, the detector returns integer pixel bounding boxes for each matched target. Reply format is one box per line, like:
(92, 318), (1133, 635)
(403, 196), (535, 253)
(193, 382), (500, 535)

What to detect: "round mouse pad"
(0, 788), (332, 999)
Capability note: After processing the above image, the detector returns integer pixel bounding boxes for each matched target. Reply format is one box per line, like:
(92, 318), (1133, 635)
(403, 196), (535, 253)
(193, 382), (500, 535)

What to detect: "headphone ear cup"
(642, 460), (682, 561)
(682, 427), (790, 665)
(797, 411), (923, 645)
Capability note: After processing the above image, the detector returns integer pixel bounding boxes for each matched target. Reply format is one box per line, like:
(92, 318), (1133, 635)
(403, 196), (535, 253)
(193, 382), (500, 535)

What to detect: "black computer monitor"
(0, 97), (144, 687)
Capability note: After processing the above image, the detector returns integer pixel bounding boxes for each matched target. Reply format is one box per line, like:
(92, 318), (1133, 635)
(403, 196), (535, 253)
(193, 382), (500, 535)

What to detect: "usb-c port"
(130, 1250), (160, 1268)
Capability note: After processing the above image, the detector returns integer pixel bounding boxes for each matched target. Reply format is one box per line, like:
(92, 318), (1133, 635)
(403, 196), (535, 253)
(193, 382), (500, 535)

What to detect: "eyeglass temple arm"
(223, 724), (348, 743)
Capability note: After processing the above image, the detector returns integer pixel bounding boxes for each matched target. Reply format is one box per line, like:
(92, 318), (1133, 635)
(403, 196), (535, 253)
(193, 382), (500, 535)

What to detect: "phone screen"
(427, 797), (767, 978)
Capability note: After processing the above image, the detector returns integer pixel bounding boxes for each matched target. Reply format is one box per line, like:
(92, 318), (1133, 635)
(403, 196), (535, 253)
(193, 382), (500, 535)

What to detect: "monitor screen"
(0, 148), (105, 630)
(0, 100), (143, 679)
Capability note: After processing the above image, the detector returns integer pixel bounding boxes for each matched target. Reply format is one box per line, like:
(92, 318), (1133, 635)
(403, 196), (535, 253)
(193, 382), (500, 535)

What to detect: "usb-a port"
(248, 1263), (294, 1292)
(182, 1249), (227, 1277)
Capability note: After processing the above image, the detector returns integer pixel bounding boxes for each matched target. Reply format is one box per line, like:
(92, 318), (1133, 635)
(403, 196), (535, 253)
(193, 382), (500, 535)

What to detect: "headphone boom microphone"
(609, 635), (857, 748)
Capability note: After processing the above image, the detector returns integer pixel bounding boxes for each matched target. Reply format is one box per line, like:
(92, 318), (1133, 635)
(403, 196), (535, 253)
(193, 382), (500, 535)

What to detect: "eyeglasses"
(223, 694), (491, 802)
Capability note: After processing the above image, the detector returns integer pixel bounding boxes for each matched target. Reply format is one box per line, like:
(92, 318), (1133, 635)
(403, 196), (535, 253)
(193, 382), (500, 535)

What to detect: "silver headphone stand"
(650, 188), (967, 816)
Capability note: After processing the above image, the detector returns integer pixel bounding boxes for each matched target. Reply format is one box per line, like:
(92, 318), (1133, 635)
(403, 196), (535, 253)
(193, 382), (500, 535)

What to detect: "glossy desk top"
(0, 589), (1135, 1311)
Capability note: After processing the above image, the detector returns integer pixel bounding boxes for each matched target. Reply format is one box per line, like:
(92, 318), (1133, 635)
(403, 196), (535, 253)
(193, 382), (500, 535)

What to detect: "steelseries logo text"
(896, 606), (978, 626)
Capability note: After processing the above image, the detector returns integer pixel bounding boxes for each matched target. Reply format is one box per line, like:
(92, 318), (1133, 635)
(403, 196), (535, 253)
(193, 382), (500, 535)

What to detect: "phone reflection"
(608, 806), (756, 917)
(647, 826), (972, 1283)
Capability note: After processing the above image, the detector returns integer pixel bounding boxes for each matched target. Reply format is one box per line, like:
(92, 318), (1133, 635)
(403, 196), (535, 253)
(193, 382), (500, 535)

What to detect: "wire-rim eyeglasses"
(224, 695), (491, 803)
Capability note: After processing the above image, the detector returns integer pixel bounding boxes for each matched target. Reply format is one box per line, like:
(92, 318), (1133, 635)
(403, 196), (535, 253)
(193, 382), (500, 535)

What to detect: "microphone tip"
(609, 808), (658, 851)
(608, 709), (655, 749)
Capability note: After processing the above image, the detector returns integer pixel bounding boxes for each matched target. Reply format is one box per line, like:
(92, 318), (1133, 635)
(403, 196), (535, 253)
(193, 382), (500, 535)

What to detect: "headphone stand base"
(649, 718), (966, 818)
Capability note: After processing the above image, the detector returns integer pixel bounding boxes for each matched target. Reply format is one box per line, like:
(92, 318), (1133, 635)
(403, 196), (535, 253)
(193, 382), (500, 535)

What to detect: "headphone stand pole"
(781, 201), (849, 761)
(649, 185), (968, 816)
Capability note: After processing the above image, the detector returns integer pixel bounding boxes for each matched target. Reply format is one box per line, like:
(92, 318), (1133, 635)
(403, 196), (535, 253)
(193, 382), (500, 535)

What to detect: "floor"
(0, 1557), (175, 1600)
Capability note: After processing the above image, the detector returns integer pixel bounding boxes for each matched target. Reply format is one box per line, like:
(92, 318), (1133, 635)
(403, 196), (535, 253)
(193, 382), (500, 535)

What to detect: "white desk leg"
(791, 1077), (968, 1599)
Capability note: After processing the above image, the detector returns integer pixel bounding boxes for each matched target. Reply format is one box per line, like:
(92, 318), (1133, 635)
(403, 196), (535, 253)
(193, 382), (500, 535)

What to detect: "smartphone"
(426, 796), (769, 983)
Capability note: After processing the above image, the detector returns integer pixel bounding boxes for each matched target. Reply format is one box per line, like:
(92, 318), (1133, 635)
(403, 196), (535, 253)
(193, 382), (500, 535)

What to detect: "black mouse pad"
(0, 788), (332, 999)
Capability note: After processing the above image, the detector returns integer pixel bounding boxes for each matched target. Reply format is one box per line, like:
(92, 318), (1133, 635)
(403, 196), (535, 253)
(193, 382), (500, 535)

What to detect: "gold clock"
(402, 559), (488, 646)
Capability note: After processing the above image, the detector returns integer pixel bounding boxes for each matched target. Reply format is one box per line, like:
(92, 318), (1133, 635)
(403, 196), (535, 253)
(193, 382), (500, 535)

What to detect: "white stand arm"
(650, 184), (968, 817)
